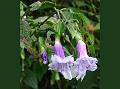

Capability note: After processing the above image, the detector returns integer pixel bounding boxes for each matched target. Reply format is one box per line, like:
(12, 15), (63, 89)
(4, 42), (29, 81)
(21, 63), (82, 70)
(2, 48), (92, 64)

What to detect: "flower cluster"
(48, 36), (98, 81)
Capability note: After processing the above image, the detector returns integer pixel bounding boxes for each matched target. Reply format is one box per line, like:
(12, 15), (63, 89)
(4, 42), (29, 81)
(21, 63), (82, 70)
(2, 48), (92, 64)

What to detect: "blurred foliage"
(20, 0), (100, 89)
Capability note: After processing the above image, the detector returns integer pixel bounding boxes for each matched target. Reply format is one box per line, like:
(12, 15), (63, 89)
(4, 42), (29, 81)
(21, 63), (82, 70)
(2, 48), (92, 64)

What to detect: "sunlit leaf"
(30, 1), (42, 11)
(20, 1), (25, 17)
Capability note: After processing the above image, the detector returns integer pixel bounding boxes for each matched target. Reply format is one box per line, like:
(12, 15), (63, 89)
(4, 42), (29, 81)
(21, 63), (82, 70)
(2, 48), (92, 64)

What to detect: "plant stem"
(56, 80), (61, 89)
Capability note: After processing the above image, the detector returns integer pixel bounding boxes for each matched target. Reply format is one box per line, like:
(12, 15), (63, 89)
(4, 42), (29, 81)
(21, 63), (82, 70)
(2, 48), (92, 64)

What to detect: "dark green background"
(0, 0), (19, 89)
(101, 0), (120, 89)
(0, 0), (120, 89)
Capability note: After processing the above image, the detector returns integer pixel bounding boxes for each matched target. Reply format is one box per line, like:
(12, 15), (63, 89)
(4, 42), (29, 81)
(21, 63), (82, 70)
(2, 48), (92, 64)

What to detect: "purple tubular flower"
(48, 41), (74, 80)
(74, 40), (98, 81)
(76, 40), (88, 58)
(41, 50), (48, 64)
(53, 41), (65, 58)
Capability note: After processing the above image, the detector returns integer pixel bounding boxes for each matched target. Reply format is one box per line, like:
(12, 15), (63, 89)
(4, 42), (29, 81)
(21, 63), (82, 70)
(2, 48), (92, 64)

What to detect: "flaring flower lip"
(75, 57), (98, 81)
(48, 55), (74, 80)
(50, 55), (74, 63)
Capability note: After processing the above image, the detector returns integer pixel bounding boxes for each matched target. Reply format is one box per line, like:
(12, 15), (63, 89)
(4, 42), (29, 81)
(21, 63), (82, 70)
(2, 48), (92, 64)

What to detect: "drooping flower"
(74, 40), (98, 81)
(48, 39), (74, 80)
(40, 50), (48, 64)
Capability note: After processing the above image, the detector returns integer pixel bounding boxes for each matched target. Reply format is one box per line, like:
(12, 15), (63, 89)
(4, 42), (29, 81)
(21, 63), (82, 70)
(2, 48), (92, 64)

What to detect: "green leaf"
(20, 41), (25, 49)
(33, 16), (57, 24)
(31, 35), (37, 42)
(60, 8), (91, 27)
(73, 1), (87, 7)
(95, 23), (100, 30)
(30, 1), (55, 11)
(20, 20), (33, 48)
(53, 19), (64, 35)
(30, 1), (42, 11)
(86, 32), (95, 56)
(20, 47), (25, 60)
(64, 47), (71, 55)
(73, 12), (91, 26)
(47, 48), (52, 61)
(32, 61), (47, 81)
(24, 56), (33, 67)
(55, 72), (60, 80)
(47, 31), (54, 43)
(88, 44), (95, 57)
(38, 37), (45, 51)
(24, 69), (38, 89)
(39, 24), (51, 30)
(41, 1), (55, 9)
(33, 16), (48, 23)
(60, 8), (74, 20)
(66, 22), (77, 39)
(20, 1), (25, 17)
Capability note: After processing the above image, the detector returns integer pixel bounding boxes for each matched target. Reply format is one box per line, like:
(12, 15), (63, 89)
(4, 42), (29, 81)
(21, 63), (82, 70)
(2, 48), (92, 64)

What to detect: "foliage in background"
(20, 0), (100, 89)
